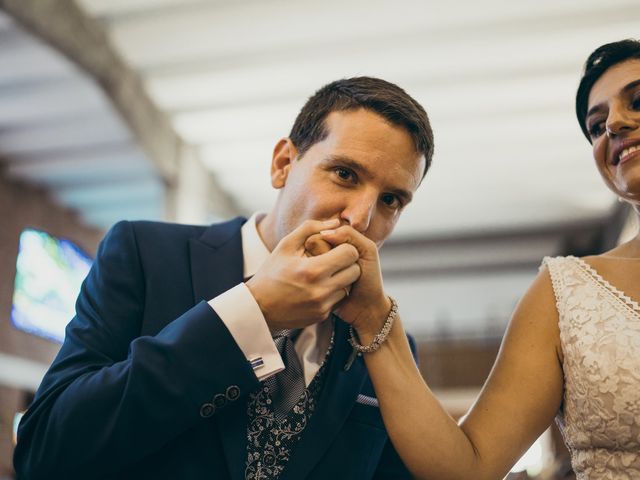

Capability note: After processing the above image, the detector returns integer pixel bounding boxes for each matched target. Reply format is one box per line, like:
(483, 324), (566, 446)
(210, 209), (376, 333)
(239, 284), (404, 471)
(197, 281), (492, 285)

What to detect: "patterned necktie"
(265, 329), (305, 422)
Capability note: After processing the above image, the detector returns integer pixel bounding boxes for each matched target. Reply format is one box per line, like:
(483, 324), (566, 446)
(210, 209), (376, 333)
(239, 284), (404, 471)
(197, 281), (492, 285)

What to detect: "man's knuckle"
(315, 304), (331, 321)
(302, 219), (317, 230)
(305, 267), (322, 282)
(337, 225), (351, 236)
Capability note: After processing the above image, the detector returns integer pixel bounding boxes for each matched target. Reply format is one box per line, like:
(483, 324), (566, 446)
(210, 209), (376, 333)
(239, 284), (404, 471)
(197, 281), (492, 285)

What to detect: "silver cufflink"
(249, 357), (264, 370)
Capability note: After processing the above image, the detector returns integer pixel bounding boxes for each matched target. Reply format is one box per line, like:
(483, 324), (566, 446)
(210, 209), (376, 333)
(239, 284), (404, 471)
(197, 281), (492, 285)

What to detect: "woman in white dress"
(359, 39), (640, 479)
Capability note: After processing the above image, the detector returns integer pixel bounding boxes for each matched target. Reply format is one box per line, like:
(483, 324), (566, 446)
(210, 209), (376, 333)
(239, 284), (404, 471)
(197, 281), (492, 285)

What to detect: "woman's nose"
(606, 106), (638, 138)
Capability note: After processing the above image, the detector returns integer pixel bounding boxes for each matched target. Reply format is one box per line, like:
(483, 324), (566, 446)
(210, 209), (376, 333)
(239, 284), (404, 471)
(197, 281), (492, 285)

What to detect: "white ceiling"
(4, 0), (639, 238)
(79, 0), (638, 237)
(1, 0), (635, 340)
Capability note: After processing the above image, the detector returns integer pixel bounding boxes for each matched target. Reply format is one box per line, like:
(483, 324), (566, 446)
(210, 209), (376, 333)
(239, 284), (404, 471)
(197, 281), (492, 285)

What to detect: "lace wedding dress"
(544, 256), (640, 479)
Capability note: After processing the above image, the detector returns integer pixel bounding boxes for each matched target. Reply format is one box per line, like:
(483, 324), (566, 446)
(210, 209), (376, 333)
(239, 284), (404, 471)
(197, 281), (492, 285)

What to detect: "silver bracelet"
(348, 296), (398, 353)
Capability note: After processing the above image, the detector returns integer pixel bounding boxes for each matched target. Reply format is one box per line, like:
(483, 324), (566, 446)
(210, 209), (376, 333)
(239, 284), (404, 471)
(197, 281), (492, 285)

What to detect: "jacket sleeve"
(13, 221), (260, 480)
(371, 334), (419, 479)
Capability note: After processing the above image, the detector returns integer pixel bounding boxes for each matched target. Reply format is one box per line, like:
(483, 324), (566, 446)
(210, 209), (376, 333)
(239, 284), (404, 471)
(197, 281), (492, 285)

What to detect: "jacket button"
(213, 393), (227, 409)
(226, 385), (240, 401)
(200, 403), (215, 418)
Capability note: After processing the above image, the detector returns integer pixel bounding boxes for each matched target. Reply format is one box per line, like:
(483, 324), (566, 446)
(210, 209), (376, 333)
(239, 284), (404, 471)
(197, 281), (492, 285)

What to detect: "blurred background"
(0, 0), (638, 478)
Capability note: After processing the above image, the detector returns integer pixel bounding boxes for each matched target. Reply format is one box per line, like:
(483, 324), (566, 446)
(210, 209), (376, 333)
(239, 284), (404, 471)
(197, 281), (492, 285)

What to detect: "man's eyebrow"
(324, 154), (414, 203)
(325, 154), (374, 179)
(586, 78), (640, 121)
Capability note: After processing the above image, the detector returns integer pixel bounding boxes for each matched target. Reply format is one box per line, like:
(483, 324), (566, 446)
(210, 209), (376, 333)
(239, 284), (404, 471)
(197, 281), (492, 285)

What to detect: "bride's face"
(586, 59), (640, 203)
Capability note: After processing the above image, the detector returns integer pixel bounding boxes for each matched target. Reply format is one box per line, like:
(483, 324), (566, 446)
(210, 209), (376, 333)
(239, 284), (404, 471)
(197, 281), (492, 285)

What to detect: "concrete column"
(165, 145), (238, 224)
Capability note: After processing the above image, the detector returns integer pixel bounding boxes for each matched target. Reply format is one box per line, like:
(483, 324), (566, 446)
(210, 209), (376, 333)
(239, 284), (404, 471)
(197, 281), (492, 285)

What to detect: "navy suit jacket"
(14, 218), (413, 479)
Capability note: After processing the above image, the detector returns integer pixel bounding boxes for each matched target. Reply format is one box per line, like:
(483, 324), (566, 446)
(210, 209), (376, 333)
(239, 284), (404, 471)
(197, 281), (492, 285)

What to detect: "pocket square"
(356, 394), (379, 407)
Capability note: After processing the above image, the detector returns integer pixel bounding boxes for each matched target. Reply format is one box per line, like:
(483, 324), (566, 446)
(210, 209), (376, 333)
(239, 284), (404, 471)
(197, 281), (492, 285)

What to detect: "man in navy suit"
(14, 77), (434, 479)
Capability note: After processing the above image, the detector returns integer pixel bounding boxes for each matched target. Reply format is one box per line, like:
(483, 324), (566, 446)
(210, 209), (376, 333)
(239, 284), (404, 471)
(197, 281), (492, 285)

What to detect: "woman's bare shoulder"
(504, 263), (562, 361)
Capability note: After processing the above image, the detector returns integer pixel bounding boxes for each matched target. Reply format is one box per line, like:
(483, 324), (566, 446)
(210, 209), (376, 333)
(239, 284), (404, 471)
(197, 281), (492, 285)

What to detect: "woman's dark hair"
(289, 76), (434, 178)
(576, 39), (640, 141)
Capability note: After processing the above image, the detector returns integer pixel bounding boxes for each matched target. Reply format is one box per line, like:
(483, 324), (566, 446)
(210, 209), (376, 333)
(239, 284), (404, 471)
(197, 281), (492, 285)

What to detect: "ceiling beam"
(0, 0), (178, 179)
(78, 0), (215, 24)
(378, 216), (620, 278)
(0, 0), (240, 219)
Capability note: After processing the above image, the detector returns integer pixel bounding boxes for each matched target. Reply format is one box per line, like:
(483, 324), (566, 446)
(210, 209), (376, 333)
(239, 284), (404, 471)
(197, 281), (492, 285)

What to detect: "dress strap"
(541, 256), (567, 315)
(567, 255), (640, 318)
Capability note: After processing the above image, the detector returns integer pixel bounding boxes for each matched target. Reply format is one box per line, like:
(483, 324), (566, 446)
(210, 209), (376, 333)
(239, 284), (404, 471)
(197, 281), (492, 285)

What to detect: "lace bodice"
(544, 256), (640, 479)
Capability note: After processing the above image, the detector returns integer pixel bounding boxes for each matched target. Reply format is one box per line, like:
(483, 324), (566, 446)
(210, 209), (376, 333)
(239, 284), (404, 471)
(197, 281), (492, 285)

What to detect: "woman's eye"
(381, 193), (400, 208)
(632, 95), (640, 110)
(588, 121), (605, 139)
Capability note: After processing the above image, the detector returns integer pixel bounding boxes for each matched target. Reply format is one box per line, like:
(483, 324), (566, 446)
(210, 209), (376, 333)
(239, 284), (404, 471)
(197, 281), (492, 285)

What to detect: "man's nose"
(341, 193), (376, 233)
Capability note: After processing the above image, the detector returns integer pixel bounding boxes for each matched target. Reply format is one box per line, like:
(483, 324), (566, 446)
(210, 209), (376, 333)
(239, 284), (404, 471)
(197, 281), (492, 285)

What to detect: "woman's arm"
(361, 268), (564, 480)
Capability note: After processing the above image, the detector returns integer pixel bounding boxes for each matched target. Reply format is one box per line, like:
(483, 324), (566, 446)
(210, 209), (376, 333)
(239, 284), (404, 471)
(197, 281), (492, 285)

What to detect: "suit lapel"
(281, 318), (368, 480)
(189, 217), (250, 480)
(189, 217), (245, 303)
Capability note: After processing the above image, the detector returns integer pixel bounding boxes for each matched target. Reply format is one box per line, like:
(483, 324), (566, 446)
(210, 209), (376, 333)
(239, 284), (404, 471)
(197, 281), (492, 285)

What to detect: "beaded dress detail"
(544, 256), (640, 479)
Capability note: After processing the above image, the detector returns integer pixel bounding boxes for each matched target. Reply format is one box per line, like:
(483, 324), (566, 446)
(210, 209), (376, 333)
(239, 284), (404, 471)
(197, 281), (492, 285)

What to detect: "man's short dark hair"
(576, 39), (640, 142)
(289, 77), (434, 178)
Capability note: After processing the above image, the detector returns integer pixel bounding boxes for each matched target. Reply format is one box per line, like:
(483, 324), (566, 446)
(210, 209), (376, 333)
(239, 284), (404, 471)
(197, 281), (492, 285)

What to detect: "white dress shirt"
(208, 213), (334, 386)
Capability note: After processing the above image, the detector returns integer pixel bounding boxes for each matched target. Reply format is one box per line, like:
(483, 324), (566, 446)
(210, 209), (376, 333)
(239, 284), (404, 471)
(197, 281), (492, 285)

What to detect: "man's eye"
(381, 193), (400, 208)
(335, 167), (353, 181)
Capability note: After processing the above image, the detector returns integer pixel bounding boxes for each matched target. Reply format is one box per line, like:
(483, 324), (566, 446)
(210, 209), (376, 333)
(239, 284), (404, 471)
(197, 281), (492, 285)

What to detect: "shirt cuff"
(208, 283), (284, 381)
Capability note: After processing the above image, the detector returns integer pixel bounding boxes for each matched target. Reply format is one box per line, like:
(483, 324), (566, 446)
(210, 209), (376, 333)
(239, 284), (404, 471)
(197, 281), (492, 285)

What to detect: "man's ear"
(271, 138), (298, 189)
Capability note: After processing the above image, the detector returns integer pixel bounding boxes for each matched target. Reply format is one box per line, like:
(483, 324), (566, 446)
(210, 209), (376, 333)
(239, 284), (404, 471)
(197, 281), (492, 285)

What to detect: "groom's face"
(270, 108), (425, 249)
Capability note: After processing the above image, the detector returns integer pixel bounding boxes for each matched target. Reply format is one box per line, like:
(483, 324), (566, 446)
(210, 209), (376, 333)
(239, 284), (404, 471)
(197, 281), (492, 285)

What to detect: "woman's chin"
(612, 162), (640, 201)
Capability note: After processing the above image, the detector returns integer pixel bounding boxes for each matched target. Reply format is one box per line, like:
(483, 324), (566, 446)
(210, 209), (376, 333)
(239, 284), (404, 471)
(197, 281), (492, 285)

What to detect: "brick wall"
(0, 172), (103, 476)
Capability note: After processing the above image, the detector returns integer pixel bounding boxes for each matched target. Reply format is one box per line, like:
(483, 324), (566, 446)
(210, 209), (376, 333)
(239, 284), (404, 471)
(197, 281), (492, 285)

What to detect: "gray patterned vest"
(244, 336), (334, 479)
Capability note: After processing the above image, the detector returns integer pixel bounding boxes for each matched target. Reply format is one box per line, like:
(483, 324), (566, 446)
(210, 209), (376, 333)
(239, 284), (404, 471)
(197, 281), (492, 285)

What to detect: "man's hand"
(246, 219), (361, 330)
(319, 226), (392, 341)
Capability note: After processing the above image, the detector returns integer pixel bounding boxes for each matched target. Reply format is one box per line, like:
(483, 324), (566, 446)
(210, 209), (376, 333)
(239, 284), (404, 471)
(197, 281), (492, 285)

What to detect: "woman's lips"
(619, 144), (640, 165)
(612, 139), (640, 166)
